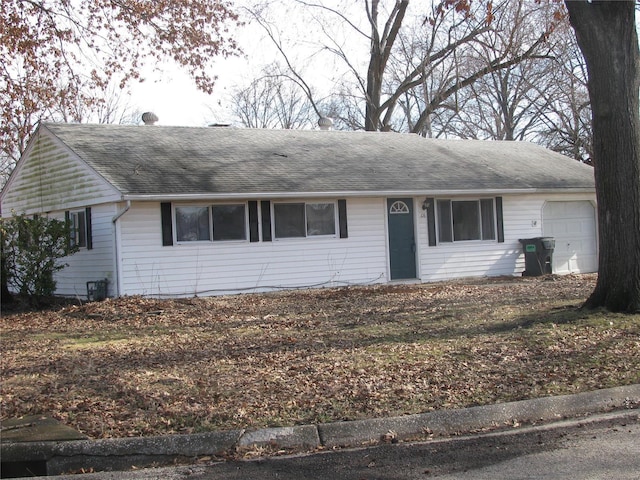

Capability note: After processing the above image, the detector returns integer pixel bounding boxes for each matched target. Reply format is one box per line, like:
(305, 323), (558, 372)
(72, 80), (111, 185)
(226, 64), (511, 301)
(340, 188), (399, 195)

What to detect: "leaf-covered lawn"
(1, 274), (639, 439)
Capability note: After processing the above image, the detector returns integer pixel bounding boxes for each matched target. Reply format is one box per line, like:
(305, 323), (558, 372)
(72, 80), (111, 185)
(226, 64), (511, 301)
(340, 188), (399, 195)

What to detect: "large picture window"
(274, 202), (336, 238)
(176, 204), (247, 242)
(437, 199), (496, 242)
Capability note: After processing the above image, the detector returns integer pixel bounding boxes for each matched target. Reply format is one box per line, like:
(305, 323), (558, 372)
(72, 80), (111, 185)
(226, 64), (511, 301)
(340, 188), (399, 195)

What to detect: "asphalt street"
(39, 410), (639, 480)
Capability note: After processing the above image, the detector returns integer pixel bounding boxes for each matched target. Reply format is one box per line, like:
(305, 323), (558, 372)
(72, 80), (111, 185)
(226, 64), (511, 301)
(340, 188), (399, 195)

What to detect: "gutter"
(119, 188), (595, 202)
(111, 201), (131, 297)
(112, 200), (131, 223)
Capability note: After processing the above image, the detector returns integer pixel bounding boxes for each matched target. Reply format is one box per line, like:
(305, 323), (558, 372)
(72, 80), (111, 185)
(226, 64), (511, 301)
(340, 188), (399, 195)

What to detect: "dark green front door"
(387, 198), (417, 280)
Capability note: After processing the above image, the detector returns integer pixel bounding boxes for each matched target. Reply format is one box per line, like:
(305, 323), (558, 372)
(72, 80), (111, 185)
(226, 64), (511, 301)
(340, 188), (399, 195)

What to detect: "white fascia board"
(121, 187), (593, 202)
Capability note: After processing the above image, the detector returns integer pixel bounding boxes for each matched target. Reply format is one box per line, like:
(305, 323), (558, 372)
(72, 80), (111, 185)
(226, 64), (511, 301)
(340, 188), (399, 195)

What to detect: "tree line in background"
(1, 0), (638, 312)
(233, 0), (593, 163)
(2, 0), (592, 181)
(0, 0), (241, 184)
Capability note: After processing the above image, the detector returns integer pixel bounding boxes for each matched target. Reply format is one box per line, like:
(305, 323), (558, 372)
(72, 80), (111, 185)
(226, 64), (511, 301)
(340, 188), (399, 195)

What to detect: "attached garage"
(543, 201), (598, 274)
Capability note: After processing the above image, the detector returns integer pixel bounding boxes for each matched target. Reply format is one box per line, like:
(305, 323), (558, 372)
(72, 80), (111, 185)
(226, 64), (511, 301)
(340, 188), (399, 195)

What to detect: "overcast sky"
(127, 0), (370, 128)
(126, 2), (640, 129)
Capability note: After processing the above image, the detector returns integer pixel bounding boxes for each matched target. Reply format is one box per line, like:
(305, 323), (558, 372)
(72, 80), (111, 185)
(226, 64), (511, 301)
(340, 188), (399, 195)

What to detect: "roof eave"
(121, 187), (595, 202)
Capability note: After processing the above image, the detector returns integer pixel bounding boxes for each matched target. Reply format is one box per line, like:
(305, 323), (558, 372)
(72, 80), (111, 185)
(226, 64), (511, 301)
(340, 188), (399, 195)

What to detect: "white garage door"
(543, 201), (597, 274)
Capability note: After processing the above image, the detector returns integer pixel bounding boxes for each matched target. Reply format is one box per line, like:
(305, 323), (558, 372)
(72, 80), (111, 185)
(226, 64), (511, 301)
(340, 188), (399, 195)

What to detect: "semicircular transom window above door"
(389, 201), (410, 214)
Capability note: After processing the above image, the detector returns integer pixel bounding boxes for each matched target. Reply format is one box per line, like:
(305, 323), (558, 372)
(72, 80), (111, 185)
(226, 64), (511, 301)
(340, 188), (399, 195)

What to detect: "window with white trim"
(274, 202), (336, 238)
(437, 199), (496, 242)
(175, 204), (247, 242)
(69, 210), (87, 248)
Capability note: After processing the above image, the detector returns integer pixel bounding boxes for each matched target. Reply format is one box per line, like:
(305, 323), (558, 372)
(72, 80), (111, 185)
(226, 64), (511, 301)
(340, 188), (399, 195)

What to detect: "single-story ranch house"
(0, 122), (598, 299)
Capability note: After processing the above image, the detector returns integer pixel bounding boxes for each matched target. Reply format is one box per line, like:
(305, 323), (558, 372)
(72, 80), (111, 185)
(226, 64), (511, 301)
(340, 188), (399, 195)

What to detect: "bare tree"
(247, 0), (560, 133)
(230, 65), (316, 129)
(1, 0), (241, 179)
(1, 81), (142, 186)
(534, 25), (592, 163)
(47, 79), (144, 127)
(422, 1), (563, 141)
(421, 5), (592, 164)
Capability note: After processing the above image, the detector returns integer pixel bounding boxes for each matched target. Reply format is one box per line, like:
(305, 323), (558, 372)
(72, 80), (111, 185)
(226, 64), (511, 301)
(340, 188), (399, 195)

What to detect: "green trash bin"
(519, 237), (555, 276)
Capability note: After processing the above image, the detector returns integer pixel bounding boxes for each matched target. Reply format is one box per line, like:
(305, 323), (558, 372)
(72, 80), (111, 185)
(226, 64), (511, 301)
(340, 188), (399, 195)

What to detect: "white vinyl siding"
(52, 204), (117, 298)
(418, 193), (597, 281)
(117, 198), (388, 297)
(1, 130), (121, 214)
(7, 193), (596, 299)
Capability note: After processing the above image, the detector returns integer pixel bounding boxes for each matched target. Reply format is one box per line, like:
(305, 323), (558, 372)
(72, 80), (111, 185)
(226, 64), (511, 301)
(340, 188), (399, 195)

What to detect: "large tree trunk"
(364, 0), (408, 131)
(565, 1), (640, 312)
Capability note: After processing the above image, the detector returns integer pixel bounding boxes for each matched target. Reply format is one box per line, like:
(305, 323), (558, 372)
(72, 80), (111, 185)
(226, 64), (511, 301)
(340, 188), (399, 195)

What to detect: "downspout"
(112, 201), (131, 297)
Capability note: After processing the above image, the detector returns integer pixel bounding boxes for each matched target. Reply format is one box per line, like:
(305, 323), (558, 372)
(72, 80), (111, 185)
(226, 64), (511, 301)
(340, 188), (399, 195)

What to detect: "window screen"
(176, 206), (211, 241)
(452, 201), (480, 241)
(274, 203), (306, 238)
(212, 204), (246, 241)
(306, 203), (336, 236)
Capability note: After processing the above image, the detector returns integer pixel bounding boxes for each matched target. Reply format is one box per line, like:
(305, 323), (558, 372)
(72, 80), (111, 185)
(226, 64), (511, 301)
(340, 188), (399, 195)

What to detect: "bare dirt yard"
(1, 273), (639, 439)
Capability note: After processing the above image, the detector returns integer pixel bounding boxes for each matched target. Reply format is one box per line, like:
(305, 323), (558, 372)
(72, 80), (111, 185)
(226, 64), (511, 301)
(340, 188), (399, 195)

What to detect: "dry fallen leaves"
(1, 273), (639, 439)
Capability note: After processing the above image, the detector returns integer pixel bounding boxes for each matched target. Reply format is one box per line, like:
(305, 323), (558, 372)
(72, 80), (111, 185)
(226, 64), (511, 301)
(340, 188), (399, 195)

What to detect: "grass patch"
(1, 273), (638, 439)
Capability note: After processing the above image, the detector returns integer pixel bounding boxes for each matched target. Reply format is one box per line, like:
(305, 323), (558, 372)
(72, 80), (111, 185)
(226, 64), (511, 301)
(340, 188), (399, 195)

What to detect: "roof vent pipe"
(318, 116), (333, 131)
(141, 112), (159, 125)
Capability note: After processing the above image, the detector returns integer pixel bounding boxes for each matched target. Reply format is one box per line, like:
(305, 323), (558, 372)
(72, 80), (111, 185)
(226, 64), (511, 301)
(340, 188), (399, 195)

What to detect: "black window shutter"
(85, 207), (93, 250)
(248, 201), (259, 242)
(496, 196), (505, 243)
(426, 197), (437, 246)
(160, 202), (174, 246)
(338, 199), (348, 238)
(64, 211), (71, 251)
(261, 201), (272, 241)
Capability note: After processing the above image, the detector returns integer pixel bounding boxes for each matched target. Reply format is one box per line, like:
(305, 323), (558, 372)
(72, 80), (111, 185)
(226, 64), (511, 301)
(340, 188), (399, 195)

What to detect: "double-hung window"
(437, 199), (496, 242)
(274, 202), (336, 239)
(69, 210), (87, 248)
(175, 204), (246, 242)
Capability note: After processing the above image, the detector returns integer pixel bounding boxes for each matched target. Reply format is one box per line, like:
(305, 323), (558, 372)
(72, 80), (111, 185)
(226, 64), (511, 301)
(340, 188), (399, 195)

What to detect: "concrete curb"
(2, 384), (639, 477)
(318, 384), (640, 447)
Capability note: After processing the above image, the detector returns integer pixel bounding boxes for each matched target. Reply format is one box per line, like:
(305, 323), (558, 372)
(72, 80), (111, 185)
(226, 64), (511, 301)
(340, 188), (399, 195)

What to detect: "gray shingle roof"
(44, 123), (595, 197)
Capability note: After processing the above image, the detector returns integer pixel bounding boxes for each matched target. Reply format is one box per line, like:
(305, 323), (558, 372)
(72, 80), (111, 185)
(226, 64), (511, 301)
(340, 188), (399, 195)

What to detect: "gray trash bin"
(519, 237), (555, 276)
